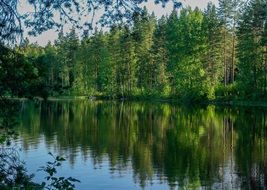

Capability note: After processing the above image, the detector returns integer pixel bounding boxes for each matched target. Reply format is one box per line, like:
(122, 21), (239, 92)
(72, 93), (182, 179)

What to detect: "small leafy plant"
(39, 152), (80, 190)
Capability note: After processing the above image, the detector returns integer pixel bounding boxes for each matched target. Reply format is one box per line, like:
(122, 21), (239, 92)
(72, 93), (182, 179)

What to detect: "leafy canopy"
(0, 0), (182, 42)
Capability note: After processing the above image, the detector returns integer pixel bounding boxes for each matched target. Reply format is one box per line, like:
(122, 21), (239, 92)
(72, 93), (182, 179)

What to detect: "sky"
(22, 0), (218, 46)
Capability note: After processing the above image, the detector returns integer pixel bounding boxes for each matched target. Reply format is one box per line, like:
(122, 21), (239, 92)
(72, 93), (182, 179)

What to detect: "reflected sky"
(10, 100), (267, 189)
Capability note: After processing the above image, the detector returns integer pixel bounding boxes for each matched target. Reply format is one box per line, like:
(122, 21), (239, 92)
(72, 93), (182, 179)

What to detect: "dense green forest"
(1, 0), (267, 102)
(1, 1), (267, 189)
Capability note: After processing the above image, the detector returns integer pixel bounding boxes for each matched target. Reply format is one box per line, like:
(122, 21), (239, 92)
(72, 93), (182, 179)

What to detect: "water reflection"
(15, 100), (267, 189)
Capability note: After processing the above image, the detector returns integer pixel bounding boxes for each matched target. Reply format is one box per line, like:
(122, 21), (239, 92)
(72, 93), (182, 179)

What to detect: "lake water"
(12, 100), (267, 189)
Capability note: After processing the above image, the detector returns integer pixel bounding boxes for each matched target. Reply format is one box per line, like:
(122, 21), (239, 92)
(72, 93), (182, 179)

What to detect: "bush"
(215, 83), (238, 100)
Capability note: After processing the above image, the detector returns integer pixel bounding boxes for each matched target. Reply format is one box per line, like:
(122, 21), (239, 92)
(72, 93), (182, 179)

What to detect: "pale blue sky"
(24, 0), (218, 46)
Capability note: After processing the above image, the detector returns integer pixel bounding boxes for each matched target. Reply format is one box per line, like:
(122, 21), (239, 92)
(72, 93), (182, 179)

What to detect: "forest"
(1, 0), (267, 189)
(0, 0), (267, 103)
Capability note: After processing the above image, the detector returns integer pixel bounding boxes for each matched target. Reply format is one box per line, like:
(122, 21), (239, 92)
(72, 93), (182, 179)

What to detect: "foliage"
(0, 146), (36, 189)
(1, 0), (267, 102)
(0, 99), (36, 189)
(236, 0), (267, 100)
(39, 153), (80, 190)
(0, 45), (39, 98)
(0, 0), (181, 42)
(0, 99), (80, 189)
(215, 83), (238, 100)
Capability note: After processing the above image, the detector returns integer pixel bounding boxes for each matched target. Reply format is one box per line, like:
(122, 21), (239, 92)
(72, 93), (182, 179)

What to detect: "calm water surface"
(14, 100), (267, 189)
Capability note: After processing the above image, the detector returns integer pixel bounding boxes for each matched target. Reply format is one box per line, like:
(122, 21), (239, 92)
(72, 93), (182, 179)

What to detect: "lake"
(12, 100), (267, 189)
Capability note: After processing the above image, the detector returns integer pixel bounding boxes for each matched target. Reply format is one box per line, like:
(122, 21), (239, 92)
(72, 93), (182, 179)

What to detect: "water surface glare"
(16, 100), (267, 189)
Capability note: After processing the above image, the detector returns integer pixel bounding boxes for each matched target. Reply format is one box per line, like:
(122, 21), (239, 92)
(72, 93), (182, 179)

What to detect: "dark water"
(13, 100), (267, 189)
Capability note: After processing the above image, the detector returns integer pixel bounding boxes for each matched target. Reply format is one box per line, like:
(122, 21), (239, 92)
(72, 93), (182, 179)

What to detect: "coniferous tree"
(150, 16), (170, 96)
(237, 0), (267, 99)
(118, 26), (137, 97)
(218, 0), (243, 85)
(133, 9), (156, 96)
(203, 3), (224, 97)
(2, 2), (266, 101)
(107, 26), (123, 97)
(165, 10), (180, 95)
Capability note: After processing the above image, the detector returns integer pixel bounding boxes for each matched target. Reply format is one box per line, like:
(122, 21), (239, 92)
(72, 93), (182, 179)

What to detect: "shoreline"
(2, 96), (267, 107)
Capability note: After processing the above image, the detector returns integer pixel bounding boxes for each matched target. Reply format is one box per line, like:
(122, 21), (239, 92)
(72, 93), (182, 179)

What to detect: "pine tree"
(237, 0), (267, 99)
(218, 0), (243, 85)
(132, 8), (156, 96)
(165, 10), (180, 95)
(43, 42), (57, 94)
(262, 17), (267, 97)
(83, 29), (108, 95)
(203, 3), (224, 97)
(117, 26), (137, 97)
(107, 26), (123, 97)
(150, 16), (170, 96)
(54, 28), (79, 95)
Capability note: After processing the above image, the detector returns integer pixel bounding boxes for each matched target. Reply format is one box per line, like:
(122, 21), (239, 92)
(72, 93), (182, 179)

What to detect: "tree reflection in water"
(16, 100), (267, 189)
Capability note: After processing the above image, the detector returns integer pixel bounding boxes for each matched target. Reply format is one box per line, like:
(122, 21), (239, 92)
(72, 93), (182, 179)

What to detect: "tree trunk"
(224, 26), (227, 86)
(231, 20), (236, 83)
